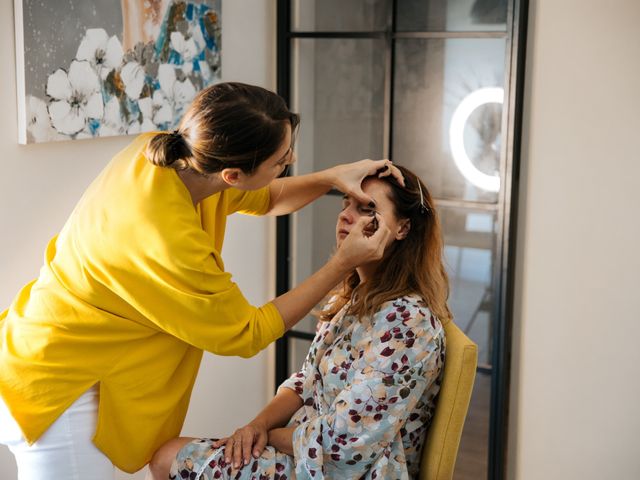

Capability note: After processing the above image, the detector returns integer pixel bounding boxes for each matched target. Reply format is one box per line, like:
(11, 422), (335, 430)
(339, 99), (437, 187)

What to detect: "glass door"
(274, 1), (528, 478)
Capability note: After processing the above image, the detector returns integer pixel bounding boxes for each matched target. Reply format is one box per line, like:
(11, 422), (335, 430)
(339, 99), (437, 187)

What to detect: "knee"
(148, 438), (189, 480)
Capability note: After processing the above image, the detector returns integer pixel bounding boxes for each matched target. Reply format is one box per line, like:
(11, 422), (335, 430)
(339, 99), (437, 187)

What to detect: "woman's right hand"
(212, 419), (269, 469)
(334, 214), (391, 270)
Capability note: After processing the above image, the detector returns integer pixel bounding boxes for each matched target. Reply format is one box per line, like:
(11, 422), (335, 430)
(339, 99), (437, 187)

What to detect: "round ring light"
(449, 87), (504, 192)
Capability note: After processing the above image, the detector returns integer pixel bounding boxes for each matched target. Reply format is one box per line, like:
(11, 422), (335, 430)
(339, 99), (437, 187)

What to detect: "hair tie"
(166, 129), (190, 163)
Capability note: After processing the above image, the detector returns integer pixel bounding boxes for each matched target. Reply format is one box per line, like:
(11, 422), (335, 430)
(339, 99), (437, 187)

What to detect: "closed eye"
(277, 147), (293, 166)
(342, 197), (373, 214)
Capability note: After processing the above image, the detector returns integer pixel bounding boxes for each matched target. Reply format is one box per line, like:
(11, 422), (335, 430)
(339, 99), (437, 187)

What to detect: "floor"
(443, 243), (494, 479)
(454, 371), (491, 479)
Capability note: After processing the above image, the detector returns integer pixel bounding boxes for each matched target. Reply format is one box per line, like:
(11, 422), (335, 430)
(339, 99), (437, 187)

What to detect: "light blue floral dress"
(171, 295), (446, 480)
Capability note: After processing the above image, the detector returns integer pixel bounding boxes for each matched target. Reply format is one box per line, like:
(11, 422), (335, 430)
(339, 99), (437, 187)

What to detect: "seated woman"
(148, 166), (450, 480)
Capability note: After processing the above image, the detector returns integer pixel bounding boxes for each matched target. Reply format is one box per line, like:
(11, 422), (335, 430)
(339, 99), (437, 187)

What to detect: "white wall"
(509, 0), (640, 478)
(0, 1), (277, 478)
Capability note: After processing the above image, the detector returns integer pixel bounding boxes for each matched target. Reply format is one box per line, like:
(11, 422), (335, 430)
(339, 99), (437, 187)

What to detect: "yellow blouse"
(0, 133), (284, 473)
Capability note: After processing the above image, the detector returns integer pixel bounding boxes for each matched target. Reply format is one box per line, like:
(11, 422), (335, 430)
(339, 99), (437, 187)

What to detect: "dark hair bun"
(146, 131), (192, 168)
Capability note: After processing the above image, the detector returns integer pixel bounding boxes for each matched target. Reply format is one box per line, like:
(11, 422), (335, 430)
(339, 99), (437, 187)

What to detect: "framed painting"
(14, 0), (221, 144)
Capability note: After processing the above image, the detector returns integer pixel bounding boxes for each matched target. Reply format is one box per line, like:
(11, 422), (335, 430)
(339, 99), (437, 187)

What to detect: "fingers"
(242, 432), (254, 466)
(363, 159), (406, 187)
(212, 437), (227, 448)
(363, 213), (378, 237)
(225, 430), (257, 469)
(224, 437), (234, 465)
(348, 186), (374, 207)
(336, 214), (390, 269)
(370, 213), (391, 244)
(359, 215), (390, 260)
(376, 161), (405, 187)
(352, 214), (374, 233)
(253, 431), (267, 458)
(223, 434), (245, 468)
(233, 435), (244, 469)
(218, 423), (270, 470)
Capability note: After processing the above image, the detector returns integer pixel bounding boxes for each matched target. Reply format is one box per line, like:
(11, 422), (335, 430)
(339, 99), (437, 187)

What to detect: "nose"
(338, 205), (355, 225)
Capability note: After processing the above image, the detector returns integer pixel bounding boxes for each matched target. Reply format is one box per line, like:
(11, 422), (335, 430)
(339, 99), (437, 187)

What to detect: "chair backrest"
(419, 319), (478, 480)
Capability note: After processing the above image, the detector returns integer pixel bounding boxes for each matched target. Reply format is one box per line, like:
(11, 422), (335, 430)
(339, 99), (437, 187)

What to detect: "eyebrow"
(342, 194), (377, 208)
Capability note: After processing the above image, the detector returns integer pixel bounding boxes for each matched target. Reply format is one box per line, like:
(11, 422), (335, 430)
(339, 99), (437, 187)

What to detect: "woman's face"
(240, 122), (296, 190)
(336, 178), (409, 251)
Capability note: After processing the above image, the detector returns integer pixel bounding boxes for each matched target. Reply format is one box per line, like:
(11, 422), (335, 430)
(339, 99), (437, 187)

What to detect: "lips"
(338, 229), (350, 236)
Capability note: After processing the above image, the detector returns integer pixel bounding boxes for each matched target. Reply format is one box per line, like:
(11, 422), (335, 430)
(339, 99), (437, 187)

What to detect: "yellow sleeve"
(225, 186), (271, 216)
(111, 223), (284, 357)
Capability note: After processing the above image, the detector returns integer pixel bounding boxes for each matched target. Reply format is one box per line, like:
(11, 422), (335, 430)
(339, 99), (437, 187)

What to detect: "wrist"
(317, 167), (338, 190)
(328, 251), (353, 277)
(249, 416), (270, 431)
(266, 428), (279, 447)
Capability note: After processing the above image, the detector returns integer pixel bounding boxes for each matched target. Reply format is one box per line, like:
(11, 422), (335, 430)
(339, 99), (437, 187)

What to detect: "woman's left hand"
(213, 420), (269, 469)
(329, 159), (405, 205)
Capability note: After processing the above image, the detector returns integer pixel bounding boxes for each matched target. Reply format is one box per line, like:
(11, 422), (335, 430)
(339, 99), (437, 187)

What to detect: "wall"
(0, 1), (277, 478)
(3, 0), (640, 478)
(509, 0), (640, 478)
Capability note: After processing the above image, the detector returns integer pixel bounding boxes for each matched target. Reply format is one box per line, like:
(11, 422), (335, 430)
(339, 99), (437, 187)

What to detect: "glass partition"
(396, 0), (508, 32)
(394, 38), (506, 203)
(276, 1), (527, 478)
(292, 38), (385, 175)
(291, 0), (388, 32)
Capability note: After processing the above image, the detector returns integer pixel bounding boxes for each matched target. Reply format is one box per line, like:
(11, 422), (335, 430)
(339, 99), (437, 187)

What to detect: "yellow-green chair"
(419, 319), (478, 480)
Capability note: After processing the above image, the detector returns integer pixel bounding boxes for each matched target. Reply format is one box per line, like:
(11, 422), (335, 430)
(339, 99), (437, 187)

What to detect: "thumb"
(348, 188), (375, 208)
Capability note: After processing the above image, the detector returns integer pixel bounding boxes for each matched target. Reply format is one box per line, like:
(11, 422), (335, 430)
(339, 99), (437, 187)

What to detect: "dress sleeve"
(224, 186), (271, 216)
(278, 350), (312, 400)
(277, 320), (332, 404)
(291, 299), (444, 479)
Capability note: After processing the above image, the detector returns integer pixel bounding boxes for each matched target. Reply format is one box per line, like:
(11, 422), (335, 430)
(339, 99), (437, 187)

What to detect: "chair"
(419, 319), (478, 480)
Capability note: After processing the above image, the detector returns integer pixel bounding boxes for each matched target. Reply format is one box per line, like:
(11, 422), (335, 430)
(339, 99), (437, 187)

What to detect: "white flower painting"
(46, 60), (104, 135)
(15, 0), (221, 144)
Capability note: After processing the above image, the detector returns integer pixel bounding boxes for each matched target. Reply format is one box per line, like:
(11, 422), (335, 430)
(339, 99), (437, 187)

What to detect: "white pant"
(0, 385), (115, 480)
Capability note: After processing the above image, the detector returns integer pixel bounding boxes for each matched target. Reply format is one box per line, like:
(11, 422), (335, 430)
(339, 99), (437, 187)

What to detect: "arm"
(220, 323), (327, 467)
(266, 170), (333, 216)
(265, 326), (328, 456)
(251, 387), (303, 431)
(265, 159), (405, 216)
(117, 209), (388, 359)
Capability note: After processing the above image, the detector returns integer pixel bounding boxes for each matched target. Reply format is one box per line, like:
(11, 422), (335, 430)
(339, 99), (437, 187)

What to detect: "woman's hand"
(329, 159), (405, 205)
(213, 420), (269, 469)
(334, 214), (391, 270)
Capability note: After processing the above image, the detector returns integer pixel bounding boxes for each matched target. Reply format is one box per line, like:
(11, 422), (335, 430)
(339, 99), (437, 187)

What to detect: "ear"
(220, 168), (245, 186)
(396, 219), (411, 240)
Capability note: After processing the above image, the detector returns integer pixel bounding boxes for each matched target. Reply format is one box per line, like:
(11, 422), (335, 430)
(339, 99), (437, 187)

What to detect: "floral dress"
(171, 295), (446, 480)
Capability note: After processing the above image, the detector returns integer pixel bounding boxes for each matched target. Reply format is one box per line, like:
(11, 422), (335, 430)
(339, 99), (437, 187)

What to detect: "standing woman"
(0, 82), (401, 479)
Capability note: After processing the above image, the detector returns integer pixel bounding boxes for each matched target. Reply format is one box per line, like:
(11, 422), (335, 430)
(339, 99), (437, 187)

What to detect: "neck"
(356, 264), (376, 285)
(177, 169), (229, 206)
